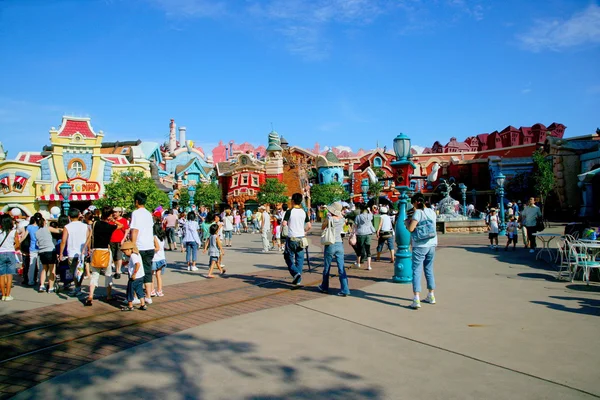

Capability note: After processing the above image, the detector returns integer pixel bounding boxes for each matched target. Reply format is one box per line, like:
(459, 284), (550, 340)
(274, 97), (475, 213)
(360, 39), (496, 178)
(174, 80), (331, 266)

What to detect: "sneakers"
(292, 274), (302, 285)
(187, 266), (191, 271)
(156, 291), (164, 297)
(150, 290), (157, 297)
(145, 297), (153, 304)
(423, 294), (436, 304)
(48, 289), (55, 294)
(132, 298), (141, 305)
(38, 285), (46, 293)
(1, 296), (4, 301)
(4, 295), (14, 302)
(191, 266), (199, 271)
(410, 298), (421, 309)
(367, 266), (372, 271)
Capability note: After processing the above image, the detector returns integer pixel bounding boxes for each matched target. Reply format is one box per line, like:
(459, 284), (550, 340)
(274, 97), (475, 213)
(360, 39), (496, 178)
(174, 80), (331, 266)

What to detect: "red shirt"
(109, 217), (129, 243)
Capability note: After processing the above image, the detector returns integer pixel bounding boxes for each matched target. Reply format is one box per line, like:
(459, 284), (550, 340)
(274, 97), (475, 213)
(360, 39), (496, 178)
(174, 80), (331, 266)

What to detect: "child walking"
(151, 222), (167, 297)
(120, 241), (147, 311)
(203, 224), (225, 278)
(505, 216), (519, 251)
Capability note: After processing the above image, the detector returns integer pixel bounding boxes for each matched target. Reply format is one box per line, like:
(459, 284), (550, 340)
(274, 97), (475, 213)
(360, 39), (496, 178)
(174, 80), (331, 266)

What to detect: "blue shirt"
(26, 225), (40, 252)
(411, 208), (438, 248)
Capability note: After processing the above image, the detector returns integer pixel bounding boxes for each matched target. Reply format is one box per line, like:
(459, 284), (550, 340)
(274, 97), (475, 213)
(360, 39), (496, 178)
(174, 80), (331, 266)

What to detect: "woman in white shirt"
(151, 222), (167, 297)
(376, 206), (395, 264)
(183, 212), (202, 271)
(0, 214), (20, 301)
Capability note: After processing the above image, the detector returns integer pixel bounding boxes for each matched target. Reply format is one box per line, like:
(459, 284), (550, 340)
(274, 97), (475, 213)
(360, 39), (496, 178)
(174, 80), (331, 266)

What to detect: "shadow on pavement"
(531, 296), (600, 317)
(13, 333), (383, 400)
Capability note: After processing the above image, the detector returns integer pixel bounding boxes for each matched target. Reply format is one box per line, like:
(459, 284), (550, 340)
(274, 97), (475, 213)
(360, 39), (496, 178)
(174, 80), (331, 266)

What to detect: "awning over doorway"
(38, 194), (100, 201)
(577, 168), (600, 183)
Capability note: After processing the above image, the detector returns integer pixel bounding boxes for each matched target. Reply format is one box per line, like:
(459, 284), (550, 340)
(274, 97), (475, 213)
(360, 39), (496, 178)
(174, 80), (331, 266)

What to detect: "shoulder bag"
(320, 218), (336, 246)
(281, 210), (291, 239)
(414, 210), (436, 241)
(90, 222), (111, 269)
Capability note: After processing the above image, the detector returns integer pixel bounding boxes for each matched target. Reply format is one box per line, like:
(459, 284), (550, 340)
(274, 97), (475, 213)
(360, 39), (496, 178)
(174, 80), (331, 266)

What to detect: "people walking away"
(183, 211), (202, 271)
(354, 203), (374, 270)
(109, 207), (129, 279)
(282, 193), (311, 285)
(163, 209), (178, 251)
(59, 208), (90, 296)
(260, 205), (271, 252)
(151, 222), (167, 297)
(375, 206), (395, 263)
(223, 209), (234, 247)
(406, 193), (437, 310)
(35, 216), (62, 293)
(486, 208), (499, 250)
(85, 206), (122, 306)
(0, 214), (20, 301)
(203, 224), (225, 278)
(129, 192), (156, 304)
(317, 202), (350, 297)
(120, 241), (147, 311)
(521, 197), (542, 254)
(22, 213), (42, 286)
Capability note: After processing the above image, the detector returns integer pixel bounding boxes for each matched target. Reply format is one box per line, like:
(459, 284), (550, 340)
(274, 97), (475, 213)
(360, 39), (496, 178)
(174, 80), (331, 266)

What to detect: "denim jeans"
(284, 238), (305, 278)
(28, 251), (39, 285)
(412, 246), (436, 293)
(376, 236), (394, 253)
(165, 227), (176, 248)
(321, 242), (350, 295)
(185, 241), (198, 263)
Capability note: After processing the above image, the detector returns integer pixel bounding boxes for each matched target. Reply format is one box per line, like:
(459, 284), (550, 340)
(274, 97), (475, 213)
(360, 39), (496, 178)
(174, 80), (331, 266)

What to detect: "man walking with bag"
(282, 193), (311, 285)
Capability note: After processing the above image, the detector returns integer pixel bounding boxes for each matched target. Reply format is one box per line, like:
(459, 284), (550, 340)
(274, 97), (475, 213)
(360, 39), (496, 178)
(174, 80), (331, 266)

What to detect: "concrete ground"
(6, 226), (600, 399)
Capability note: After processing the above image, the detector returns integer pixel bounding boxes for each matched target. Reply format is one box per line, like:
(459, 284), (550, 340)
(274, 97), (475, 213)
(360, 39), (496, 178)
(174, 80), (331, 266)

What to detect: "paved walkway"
(1, 227), (599, 399)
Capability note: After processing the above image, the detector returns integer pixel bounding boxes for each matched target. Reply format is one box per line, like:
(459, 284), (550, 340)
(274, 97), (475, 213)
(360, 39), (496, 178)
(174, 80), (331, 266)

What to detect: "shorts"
(90, 263), (113, 288)
(209, 255), (219, 264)
(0, 252), (17, 275)
(224, 230), (233, 240)
(110, 242), (122, 262)
(506, 235), (518, 244)
(139, 249), (154, 284)
(489, 233), (499, 240)
(127, 277), (145, 302)
(39, 250), (57, 265)
(152, 259), (167, 275)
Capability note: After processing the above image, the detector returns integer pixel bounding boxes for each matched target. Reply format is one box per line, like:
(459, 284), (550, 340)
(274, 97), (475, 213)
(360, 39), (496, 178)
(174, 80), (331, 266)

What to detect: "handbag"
(414, 210), (436, 241)
(348, 232), (357, 246)
(90, 222), (110, 269)
(320, 218), (336, 246)
(535, 216), (545, 232)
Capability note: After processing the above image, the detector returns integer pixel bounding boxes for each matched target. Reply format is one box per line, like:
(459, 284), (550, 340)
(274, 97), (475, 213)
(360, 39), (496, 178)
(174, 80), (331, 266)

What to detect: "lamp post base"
(392, 250), (412, 283)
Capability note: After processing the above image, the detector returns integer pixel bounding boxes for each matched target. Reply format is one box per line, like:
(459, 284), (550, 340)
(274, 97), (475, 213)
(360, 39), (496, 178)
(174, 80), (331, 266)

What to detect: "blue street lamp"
(59, 182), (72, 216)
(496, 173), (506, 235)
(168, 191), (174, 209)
(361, 179), (369, 203)
(391, 133), (417, 284)
(188, 185), (196, 208)
(458, 183), (467, 216)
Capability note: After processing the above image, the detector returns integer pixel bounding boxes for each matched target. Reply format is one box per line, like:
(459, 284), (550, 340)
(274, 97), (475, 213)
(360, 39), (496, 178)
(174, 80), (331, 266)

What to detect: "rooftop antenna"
(270, 122), (274, 131)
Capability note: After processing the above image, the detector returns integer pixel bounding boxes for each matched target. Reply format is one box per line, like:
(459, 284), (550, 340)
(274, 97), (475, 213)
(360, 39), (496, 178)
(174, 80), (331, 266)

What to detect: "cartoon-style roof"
(57, 116), (96, 138)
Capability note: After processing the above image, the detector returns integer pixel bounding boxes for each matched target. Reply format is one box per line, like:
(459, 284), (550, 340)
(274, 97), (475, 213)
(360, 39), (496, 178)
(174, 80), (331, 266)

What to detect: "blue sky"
(1, 0), (599, 157)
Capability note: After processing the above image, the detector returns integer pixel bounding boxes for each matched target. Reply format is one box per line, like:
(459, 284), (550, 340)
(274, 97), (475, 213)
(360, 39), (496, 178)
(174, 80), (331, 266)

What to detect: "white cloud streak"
(517, 4), (600, 52)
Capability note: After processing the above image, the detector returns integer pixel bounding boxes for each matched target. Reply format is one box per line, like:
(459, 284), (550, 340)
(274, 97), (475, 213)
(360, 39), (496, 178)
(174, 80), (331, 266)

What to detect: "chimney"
(169, 119), (176, 152)
(179, 126), (187, 148)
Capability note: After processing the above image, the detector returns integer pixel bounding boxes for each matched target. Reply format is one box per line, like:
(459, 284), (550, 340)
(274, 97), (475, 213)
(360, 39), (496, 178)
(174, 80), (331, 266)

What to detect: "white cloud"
(411, 145), (425, 154)
(517, 4), (600, 52)
(521, 88), (532, 94)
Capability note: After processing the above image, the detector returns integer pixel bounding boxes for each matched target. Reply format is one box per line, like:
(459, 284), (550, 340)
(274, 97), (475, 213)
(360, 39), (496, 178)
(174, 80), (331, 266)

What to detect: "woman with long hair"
(34, 216), (63, 293)
(318, 202), (350, 297)
(406, 193), (437, 309)
(353, 203), (375, 270)
(0, 214), (20, 301)
(151, 222), (167, 297)
(183, 211), (202, 271)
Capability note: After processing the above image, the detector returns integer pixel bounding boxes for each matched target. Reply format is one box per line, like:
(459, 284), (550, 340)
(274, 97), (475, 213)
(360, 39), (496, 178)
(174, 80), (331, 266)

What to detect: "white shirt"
(65, 221), (88, 258)
(488, 214), (499, 234)
(0, 230), (17, 253)
(130, 207), (154, 251)
(224, 216), (234, 231)
(379, 215), (393, 232)
(128, 252), (145, 279)
(261, 211), (271, 232)
(152, 237), (166, 262)
(287, 208), (308, 238)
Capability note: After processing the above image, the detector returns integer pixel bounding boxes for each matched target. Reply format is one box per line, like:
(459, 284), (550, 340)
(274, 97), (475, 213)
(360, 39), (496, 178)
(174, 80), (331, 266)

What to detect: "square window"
(242, 175), (248, 185)
(252, 176), (259, 187)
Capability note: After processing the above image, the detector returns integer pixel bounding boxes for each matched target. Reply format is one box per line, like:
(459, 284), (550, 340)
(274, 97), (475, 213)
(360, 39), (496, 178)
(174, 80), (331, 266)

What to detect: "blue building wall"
(318, 166), (344, 184)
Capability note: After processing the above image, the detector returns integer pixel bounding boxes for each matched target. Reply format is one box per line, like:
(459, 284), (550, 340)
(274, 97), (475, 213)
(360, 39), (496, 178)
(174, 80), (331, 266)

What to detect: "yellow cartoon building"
(0, 116), (150, 216)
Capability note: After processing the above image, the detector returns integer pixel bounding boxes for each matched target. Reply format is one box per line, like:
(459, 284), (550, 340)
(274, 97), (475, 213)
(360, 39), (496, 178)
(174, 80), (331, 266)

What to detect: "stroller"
(53, 240), (85, 294)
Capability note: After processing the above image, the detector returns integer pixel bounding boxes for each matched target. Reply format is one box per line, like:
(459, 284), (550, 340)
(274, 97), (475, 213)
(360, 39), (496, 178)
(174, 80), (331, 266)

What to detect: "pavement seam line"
(295, 303), (600, 399)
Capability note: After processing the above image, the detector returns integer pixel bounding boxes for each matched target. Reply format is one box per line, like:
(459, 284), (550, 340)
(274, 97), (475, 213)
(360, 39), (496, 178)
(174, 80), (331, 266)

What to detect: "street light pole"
(459, 183), (467, 216)
(188, 185), (196, 208)
(59, 182), (73, 216)
(361, 179), (369, 203)
(168, 191), (174, 209)
(496, 172), (506, 235)
(391, 133), (416, 284)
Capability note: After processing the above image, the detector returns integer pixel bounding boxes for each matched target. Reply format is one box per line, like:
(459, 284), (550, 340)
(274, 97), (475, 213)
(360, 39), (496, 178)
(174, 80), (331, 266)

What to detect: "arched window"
(373, 157), (382, 168)
(68, 159), (86, 177)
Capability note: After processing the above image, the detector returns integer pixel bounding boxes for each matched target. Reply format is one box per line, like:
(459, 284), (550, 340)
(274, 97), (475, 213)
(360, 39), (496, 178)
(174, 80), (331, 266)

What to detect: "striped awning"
(38, 194), (100, 201)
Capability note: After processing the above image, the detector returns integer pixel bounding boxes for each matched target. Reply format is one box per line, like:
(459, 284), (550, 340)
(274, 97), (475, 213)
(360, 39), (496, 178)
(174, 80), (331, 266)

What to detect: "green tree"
(194, 182), (222, 209)
(179, 187), (190, 209)
(94, 170), (170, 212)
(530, 150), (555, 215)
(310, 182), (349, 206)
(257, 178), (288, 205)
(368, 167), (385, 205)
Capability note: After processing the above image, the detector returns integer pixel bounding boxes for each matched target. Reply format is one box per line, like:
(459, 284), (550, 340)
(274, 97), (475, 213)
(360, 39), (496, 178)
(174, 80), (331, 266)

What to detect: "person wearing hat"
(317, 202), (350, 296)
(375, 206), (395, 264)
(120, 241), (147, 311)
(109, 206), (129, 279)
(259, 205), (271, 253)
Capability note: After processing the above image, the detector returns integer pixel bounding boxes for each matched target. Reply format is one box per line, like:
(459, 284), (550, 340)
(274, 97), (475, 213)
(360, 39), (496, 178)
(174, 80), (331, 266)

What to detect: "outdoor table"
(533, 233), (561, 262)
(579, 239), (600, 260)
